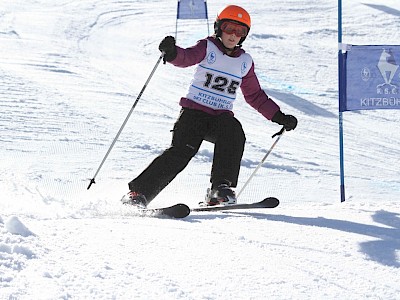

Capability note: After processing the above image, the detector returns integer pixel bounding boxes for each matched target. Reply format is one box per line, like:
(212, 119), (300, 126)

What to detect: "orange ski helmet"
(214, 5), (251, 45)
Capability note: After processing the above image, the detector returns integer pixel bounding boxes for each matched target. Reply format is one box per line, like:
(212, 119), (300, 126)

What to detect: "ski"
(121, 194), (190, 219)
(136, 203), (190, 219)
(192, 197), (279, 212)
(123, 197), (279, 218)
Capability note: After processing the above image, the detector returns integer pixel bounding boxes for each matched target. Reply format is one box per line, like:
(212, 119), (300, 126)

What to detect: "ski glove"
(159, 36), (177, 64)
(271, 110), (298, 131)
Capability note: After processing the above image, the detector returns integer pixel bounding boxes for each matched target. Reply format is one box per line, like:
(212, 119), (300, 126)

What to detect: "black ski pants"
(128, 108), (246, 203)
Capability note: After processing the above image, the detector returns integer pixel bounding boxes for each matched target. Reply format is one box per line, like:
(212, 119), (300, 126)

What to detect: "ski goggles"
(220, 21), (248, 37)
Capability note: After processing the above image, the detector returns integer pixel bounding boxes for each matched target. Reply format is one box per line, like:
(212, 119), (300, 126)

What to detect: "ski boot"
(121, 191), (148, 209)
(204, 183), (237, 206)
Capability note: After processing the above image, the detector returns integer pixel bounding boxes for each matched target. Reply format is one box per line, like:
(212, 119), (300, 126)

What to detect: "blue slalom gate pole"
(338, 0), (346, 202)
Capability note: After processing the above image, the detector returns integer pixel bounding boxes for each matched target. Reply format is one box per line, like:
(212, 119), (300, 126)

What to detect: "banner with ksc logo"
(344, 45), (400, 111)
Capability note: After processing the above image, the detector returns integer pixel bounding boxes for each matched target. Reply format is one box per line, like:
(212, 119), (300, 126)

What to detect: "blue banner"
(177, 0), (208, 20)
(344, 45), (400, 111)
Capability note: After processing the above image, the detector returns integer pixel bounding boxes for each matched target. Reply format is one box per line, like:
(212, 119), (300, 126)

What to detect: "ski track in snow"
(1, 0), (400, 299)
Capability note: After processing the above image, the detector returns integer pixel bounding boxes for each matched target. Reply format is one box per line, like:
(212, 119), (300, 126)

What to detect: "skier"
(122, 5), (297, 208)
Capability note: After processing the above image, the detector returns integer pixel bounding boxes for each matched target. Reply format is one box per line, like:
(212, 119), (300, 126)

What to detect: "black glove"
(271, 110), (298, 131)
(159, 36), (177, 64)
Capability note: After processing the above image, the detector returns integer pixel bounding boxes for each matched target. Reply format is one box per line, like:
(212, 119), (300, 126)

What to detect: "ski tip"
(165, 203), (190, 219)
(262, 197), (280, 207)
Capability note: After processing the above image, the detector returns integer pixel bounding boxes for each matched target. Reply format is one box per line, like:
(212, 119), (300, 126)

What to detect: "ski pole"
(237, 127), (285, 198)
(87, 53), (164, 190)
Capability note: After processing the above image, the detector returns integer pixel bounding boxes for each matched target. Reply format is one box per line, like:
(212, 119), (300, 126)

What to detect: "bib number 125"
(204, 73), (240, 95)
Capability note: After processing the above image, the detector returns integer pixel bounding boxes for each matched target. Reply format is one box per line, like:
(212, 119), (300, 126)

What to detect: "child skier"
(122, 5), (297, 208)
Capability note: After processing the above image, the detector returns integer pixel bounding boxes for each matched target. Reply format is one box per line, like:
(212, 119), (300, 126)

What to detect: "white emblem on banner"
(377, 49), (399, 94)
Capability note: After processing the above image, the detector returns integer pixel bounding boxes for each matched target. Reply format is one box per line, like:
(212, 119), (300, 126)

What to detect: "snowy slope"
(1, 0), (399, 299)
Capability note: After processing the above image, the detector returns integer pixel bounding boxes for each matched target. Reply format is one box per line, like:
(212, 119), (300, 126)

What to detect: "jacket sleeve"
(169, 39), (207, 68)
(241, 62), (280, 120)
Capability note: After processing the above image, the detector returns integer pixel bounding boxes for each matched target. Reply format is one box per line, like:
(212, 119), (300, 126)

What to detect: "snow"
(0, 0), (399, 299)
(4, 216), (35, 237)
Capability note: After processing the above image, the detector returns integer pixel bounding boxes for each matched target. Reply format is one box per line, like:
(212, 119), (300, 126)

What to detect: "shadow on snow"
(362, 4), (400, 17)
(188, 209), (400, 268)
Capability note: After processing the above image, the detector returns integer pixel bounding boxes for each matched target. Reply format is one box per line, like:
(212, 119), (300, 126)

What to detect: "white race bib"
(186, 41), (253, 111)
